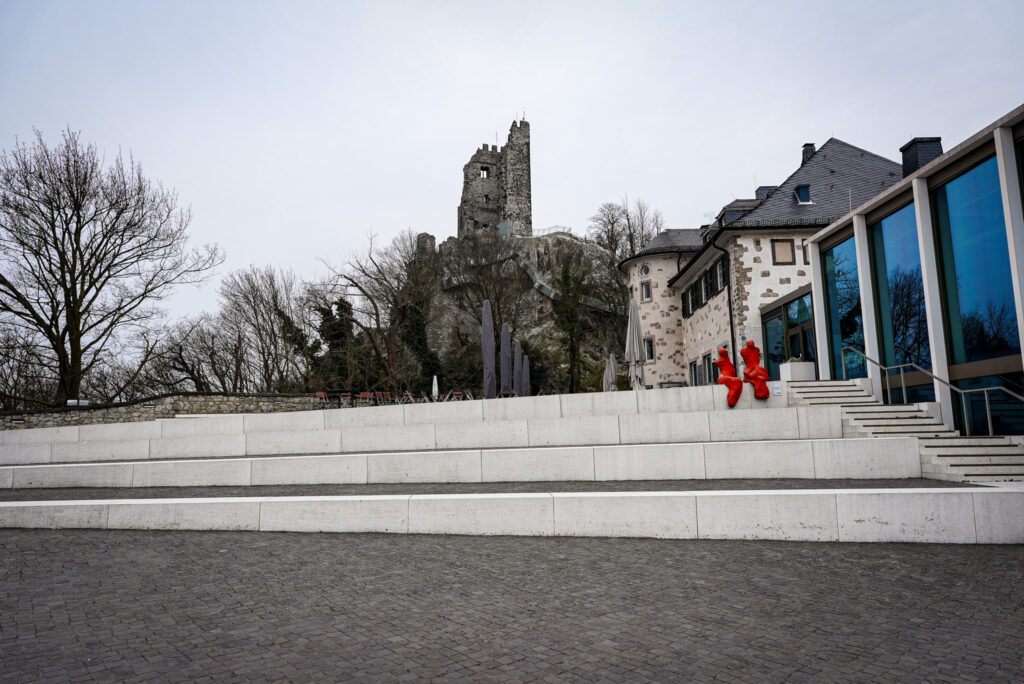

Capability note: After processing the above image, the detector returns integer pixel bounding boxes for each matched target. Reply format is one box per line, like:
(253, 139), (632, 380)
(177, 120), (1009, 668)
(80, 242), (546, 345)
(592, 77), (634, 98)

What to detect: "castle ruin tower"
(457, 119), (532, 238)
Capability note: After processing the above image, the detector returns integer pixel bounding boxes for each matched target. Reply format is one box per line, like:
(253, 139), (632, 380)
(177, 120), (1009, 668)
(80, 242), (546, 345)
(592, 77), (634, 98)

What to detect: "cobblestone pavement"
(0, 478), (976, 501)
(1, 530), (1022, 682)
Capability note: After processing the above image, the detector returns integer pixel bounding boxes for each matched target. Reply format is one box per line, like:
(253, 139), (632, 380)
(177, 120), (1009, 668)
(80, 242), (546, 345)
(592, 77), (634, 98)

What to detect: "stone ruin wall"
(457, 120), (532, 239)
(1, 394), (318, 431)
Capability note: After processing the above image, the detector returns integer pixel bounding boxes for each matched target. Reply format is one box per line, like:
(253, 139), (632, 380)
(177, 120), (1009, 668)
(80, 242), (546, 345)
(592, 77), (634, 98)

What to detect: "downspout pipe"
(709, 236), (738, 369)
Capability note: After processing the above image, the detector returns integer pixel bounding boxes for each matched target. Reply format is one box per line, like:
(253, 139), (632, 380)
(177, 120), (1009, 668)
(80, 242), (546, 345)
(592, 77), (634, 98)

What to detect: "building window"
(762, 292), (816, 380)
(640, 264), (650, 276)
(794, 184), (813, 204)
(869, 202), (929, 369)
(702, 353), (714, 386)
(700, 274), (708, 302)
(643, 338), (655, 362)
(480, 166), (490, 178)
(641, 281), (652, 302)
(483, 194), (490, 204)
(681, 292), (692, 318)
(689, 286), (698, 312)
(772, 239), (796, 265)
(822, 236), (865, 378)
(716, 258), (727, 291)
(689, 360), (699, 386)
(933, 155), (1018, 364)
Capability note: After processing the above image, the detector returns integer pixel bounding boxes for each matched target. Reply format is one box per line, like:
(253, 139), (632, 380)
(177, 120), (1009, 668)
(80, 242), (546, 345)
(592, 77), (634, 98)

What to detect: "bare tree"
(587, 196), (661, 261)
(0, 128), (223, 403)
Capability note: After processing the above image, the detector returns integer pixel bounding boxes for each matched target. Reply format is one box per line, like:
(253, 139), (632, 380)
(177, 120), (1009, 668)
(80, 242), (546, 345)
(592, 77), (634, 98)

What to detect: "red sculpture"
(714, 347), (744, 408)
(741, 340), (771, 400)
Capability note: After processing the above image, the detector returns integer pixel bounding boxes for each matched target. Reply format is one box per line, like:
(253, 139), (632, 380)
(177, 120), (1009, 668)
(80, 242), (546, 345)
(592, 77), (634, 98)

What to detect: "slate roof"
(618, 228), (704, 271)
(725, 138), (901, 227)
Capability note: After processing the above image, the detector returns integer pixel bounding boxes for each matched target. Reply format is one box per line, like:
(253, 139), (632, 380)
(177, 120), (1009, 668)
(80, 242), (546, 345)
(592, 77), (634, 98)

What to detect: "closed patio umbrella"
(513, 340), (523, 396)
(602, 352), (617, 392)
(431, 375), (439, 401)
(482, 300), (497, 399)
(624, 298), (646, 390)
(522, 355), (531, 396)
(500, 324), (512, 394)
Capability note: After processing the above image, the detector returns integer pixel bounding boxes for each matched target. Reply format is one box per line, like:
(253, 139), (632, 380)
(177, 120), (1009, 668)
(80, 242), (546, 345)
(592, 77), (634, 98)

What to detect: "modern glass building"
(808, 104), (1024, 434)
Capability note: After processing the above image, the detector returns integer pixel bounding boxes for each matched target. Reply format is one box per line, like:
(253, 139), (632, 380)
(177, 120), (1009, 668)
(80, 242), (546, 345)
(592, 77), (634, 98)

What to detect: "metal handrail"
(840, 346), (1024, 437)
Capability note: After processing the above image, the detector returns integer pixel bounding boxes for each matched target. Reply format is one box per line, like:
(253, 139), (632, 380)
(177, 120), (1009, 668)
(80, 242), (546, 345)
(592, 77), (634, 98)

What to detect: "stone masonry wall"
(1, 394), (318, 431)
(627, 254), (687, 386)
(733, 232), (814, 347)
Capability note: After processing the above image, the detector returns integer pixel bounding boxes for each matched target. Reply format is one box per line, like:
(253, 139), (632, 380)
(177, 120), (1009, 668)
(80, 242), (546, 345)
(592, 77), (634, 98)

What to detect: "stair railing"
(840, 346), (1024, 437)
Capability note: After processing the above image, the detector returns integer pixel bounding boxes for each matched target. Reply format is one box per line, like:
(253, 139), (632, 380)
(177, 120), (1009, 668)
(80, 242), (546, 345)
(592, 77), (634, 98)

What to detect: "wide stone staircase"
(789, 379), (1024, 482)
(1, 382), (1021, 543)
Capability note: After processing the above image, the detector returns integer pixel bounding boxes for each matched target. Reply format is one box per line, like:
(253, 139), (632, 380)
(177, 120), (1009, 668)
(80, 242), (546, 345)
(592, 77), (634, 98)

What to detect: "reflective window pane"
(934, 156), (1020, 364)
(870, 202), (930, 369)
(763, 316), (785, 380)
(785, 294), (813, 328)
(822, 236), (865, 378)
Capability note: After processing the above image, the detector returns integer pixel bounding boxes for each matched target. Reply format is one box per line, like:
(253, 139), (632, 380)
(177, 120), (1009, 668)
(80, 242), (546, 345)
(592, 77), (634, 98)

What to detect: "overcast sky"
(2, 0), (1023, 317)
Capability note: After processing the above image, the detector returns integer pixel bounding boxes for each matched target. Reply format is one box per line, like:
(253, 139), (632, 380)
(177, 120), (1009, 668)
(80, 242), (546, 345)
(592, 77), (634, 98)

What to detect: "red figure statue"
(741, 340), (771, 400)
(714, 347), (744, 408)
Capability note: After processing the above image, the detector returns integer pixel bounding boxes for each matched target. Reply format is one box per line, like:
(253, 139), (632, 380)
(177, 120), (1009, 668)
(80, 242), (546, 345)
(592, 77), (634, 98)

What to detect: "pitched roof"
(725, 138), (901, 227)
(618, 228), (704, 271)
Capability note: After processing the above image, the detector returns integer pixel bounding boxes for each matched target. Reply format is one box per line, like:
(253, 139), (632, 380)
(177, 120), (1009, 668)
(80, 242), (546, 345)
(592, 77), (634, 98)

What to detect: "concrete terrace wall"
(1, 394), (318, 432)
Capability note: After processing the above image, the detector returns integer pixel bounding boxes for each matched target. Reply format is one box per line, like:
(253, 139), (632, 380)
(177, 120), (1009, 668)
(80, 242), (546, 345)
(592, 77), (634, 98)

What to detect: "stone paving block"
(132, 459), (252, 487)
(813, 438), (920, 478)
(159, 415), (244, 437)
(618, 411), (711, 445)
(696, 491), (839, 541)
(0, 444), (51, 466)
(973, 490), (1024, 544)
(482, 447), (593, 482)
(593, 443), (706, 480)
(324, 405), (405, 429)
(51, 439), (150, 463)
(13, 463), (134, 489)
(368, 450), (481, 483)
(482, 395), (561, 422)
(79, 421), (162, 441)
(251, 454), (368, 485)
(404, 401), (483, 425)
(559, 391), (637, 418)
(409, 493), (553, 536)
(343, 424), (435, 453)
(150, 433), (247, 460)
(435, 420), (527, 450)
(259, 496), (409, 533)
(0, 425), (78, 446)
(0, 501), (107, 528)
(704, 440), (814, 479)
(527, 416), (618, 447)
(836, 490), (978, 543)
(708, 407), (800, 442)
(106, 499), (260, 531)
(246, 429), (341, 456)
(553, 492), (698, 538)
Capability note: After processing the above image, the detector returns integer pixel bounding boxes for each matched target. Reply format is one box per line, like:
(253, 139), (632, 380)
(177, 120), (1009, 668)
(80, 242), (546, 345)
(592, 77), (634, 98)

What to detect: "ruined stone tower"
(457, 120), (532, 238)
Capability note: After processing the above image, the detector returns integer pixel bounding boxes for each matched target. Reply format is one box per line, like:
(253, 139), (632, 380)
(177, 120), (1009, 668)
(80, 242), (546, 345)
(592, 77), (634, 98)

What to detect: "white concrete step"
(0, 437), (923, 489)
(860, 424), (954, 435)
(0, 404), (844, 467)
(1, 486), (1021, 543)
(924, 445), (1024, 456)
(847, 417), (942, 427)
(920, 436), (1016, 447)
(935, 455), (1024, 466)
(958, 474), (1024, 482)
(947, 464), (1024, 475)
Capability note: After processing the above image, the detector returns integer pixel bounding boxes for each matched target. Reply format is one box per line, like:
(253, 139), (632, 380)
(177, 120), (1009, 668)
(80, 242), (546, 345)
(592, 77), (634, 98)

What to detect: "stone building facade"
(656, 138), (904, 386)
(620, 231), (702, 386)
(457, 120), (532, 238)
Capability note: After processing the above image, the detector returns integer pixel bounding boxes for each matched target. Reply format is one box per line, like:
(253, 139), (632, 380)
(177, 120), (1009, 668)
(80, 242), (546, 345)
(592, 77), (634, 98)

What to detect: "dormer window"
(794, 184), (812, 204)
(480, 166), (490, 178)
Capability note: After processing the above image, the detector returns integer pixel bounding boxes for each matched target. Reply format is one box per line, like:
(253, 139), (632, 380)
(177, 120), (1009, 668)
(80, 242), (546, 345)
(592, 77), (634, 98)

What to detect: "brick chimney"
(900, 137), (943, 178)
(802, 143), (816, 165)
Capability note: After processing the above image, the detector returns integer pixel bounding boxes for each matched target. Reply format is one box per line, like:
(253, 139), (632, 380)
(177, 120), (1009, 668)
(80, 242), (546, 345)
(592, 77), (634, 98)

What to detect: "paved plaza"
(1, 530), (1023, 682)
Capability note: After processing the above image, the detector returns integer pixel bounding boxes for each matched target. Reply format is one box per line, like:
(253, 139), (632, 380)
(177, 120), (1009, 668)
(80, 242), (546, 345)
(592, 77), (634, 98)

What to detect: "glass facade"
(822, 236), (865, 378)
(869, 203), (931, 370)
(762, 293), (816, 380)
(934, 156), (1020, 364)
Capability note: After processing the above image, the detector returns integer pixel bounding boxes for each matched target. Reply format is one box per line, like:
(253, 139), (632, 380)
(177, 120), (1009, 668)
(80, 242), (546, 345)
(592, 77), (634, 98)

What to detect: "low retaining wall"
(1, 394), (318, 431)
